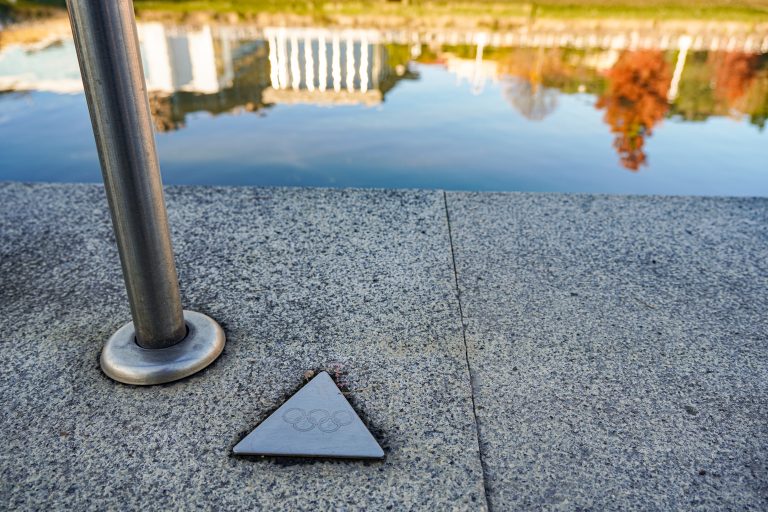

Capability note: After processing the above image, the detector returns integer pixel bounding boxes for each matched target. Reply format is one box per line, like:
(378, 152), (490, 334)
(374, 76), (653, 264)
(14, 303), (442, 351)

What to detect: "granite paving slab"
(0, 183), (487, 511)
(447, 192), (768, 510)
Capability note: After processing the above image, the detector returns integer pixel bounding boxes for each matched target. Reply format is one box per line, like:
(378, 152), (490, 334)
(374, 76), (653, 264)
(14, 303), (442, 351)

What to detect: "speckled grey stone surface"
(447, 192), (768, 511)
(0, 183), (486, 511)
(4, 184), (768, 511)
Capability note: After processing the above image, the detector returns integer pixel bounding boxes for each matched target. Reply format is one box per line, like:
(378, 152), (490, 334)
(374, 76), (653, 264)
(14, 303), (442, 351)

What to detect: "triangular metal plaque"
(233, 371), (384, 459)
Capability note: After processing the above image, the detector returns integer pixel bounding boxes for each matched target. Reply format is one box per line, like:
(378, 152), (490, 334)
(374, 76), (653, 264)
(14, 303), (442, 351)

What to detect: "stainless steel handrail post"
(67, 0), (225, 385)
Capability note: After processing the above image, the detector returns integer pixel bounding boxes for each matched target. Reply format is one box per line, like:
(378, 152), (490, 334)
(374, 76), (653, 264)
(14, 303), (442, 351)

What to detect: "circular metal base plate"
(101, 310), (225, 385)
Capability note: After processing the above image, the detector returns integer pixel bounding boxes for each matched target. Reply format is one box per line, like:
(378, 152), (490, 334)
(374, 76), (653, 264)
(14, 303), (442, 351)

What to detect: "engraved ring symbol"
(282, 408), (354, 432)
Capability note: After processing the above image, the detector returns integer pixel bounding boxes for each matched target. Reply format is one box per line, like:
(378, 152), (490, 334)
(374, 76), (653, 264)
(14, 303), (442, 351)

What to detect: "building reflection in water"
(1, 17), (766, 171)
(132, 23), (418, 131)
(263, 28), (386, 105)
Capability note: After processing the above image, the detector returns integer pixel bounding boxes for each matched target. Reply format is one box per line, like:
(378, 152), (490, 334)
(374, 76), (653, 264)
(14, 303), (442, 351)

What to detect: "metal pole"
(67, 0), (225, 385)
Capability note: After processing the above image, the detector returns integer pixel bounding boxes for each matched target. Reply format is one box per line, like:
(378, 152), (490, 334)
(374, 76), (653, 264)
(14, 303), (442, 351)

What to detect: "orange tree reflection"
(596, 50), (671, 171)
(709, 51), (768, 128)
(712, 52), (758, 108)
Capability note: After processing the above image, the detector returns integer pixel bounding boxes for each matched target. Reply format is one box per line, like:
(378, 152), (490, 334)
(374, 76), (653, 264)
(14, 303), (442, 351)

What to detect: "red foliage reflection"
(711, 51), (759, 108)
(596, 51), (671, 171)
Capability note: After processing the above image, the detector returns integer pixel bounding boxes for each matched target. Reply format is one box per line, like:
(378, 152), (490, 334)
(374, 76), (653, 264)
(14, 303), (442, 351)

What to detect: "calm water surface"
(1, 16), (767, 195)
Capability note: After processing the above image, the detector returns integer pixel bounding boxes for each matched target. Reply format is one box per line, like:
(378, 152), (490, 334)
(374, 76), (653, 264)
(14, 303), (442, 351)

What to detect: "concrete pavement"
(1, 183), (766, 510)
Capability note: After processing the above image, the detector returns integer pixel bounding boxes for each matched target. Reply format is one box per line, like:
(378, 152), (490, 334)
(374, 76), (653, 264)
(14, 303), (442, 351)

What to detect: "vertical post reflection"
(269, 33), (280, 89)
(318, 34), (328, 92)
(668, 35), (692, 101)
(346, 35), (356, 92)
(290, 35), (300, 90)
(332, 35), (341, 92)
(360, 36), (369, 93)
(305, 35), (315, 91)
(278, 29), (289, 91)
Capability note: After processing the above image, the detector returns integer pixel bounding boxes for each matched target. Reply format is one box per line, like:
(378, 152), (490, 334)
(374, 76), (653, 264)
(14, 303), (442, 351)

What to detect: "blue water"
(1, 58), (766, 195)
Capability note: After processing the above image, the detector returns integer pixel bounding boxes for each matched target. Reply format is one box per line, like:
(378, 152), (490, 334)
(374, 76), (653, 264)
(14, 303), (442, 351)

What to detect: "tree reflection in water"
(711, 52), (766, 126)
(501, 78), (558, 121)
(596, 51), (671, 171)
(1, 12), (767, 178)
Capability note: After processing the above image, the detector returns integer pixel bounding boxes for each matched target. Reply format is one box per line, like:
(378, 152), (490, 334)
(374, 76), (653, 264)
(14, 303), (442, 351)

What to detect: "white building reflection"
(262, 28), (386, 106)
(133, 24), (413, 129)
(136, 24), (400, 107)
(138, 23), (233, 95)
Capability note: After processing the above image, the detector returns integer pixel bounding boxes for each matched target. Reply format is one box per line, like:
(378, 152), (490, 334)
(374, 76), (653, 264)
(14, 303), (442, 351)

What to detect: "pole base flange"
(100, 310), (225, 385)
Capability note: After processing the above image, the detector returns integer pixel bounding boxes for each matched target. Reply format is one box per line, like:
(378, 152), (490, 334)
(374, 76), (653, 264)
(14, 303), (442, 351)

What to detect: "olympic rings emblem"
(282, 408), (354, 433)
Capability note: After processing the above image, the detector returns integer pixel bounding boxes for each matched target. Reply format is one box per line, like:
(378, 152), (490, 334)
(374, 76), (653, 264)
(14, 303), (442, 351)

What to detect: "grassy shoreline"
(3, 0), (768, 23)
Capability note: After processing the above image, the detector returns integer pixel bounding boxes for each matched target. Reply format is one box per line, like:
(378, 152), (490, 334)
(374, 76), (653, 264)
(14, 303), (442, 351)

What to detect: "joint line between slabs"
(442, 190), (493, 511)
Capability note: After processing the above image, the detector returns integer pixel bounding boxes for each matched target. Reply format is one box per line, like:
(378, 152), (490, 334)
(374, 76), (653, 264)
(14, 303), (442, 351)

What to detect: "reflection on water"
(0, 12), (767, 191)
(140, 25), (419, 131)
